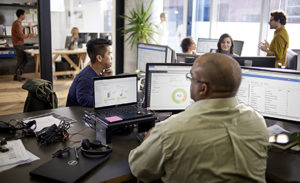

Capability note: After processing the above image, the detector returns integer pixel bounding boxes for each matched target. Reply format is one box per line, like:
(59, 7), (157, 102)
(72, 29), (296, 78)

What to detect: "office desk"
(1, 108), (300, 183)
(0, 106), (138, 183)
(24, 49), (87, 77)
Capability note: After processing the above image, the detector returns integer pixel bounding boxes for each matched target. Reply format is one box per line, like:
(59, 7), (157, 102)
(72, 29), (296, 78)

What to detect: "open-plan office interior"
(1, 0), (300, 182)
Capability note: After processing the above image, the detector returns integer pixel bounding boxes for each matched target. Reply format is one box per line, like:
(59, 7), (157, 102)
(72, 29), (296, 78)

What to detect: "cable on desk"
(63, 126), (90, 144)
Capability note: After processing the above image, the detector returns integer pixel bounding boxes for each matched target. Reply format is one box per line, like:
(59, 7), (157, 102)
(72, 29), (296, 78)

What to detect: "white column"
(123, 0), (163, 73)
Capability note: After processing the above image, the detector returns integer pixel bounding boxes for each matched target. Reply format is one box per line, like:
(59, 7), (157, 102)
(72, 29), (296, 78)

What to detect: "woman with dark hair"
(216, 33), (237, 57)
(180, 37), (196, 54)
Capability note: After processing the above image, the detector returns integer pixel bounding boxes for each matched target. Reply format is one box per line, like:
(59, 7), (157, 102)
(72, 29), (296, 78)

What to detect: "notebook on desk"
(93, 74), (152, 123)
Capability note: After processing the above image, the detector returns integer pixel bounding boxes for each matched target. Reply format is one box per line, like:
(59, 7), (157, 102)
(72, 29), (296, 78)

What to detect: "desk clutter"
(0, 111), (117, 182)
(268, 124), (300, 150)
(0, 113), (75, 171)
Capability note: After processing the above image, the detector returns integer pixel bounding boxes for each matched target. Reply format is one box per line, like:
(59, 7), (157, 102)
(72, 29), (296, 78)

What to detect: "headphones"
(0, 138), (9, 153)
(80, 139), (112, 157)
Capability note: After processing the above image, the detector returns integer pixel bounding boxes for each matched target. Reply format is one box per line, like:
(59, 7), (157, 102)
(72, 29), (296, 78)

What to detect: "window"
(268, 0), (300, 50)
(191, 0), (263, 56)
(163, 0), (184, 52)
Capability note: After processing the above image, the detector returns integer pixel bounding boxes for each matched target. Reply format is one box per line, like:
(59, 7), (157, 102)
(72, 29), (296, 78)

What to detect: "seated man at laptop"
(129, 53), (269, 183)
(66, 38), (112, 107)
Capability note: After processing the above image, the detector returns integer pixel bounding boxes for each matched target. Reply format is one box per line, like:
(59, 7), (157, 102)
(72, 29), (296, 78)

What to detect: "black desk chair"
(285, 49), (298, 70)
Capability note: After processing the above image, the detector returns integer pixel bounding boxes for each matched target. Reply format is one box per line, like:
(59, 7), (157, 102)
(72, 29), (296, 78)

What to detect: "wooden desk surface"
(24, 49), (87, 55)
(0, 107), (138, 183)
(24, 49), (88, 77)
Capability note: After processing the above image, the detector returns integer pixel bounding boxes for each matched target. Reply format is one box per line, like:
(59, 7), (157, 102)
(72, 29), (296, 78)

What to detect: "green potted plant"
(291, 132), (300, 147)
(120, 0), (157, 48)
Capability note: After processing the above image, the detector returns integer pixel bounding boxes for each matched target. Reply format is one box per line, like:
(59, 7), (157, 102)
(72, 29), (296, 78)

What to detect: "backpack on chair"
(22, 78), (58, 112)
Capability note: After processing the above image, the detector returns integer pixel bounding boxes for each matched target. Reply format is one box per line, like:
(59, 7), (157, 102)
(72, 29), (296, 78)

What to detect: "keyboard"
(95, 105), (146, 117)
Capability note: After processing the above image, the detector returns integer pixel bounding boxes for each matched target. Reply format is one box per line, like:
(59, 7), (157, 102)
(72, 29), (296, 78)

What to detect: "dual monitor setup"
(65, 32), (112, 49)
(143, 63), (300, 123)
(79, 32), (112, 43)
(136, 41), (300, 123)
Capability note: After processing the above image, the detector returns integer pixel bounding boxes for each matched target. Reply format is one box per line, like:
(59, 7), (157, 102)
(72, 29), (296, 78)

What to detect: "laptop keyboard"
(96, 105), (141, 117)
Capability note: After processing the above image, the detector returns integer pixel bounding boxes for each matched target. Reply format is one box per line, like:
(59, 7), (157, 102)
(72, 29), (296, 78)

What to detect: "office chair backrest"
(233, 40), (244, 56)
(285, 49), (298, 70)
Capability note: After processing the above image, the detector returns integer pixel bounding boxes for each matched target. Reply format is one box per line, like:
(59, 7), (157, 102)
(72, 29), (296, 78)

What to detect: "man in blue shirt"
(66, 38), (112, 107)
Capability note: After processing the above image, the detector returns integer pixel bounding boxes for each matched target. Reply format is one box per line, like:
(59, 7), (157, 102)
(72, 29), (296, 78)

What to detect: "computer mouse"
(137, 111), (142, 114)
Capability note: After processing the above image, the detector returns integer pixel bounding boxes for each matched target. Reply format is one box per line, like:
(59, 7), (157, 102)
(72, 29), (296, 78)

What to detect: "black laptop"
(30, 149), (109, 183)
(93, 74), (152, 123)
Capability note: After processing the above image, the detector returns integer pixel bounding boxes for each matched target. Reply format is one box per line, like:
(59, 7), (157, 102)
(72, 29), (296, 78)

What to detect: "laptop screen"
(94, 75), (137, 109)
(145, 63), (194, 111)
(237, 67), (300, 122)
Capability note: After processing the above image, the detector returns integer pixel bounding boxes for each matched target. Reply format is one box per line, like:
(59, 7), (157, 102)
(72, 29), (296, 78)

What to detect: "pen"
(74, 147), (79, 160)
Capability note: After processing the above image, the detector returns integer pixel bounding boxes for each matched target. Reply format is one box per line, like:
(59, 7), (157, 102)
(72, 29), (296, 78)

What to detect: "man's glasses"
(186, 73), (208, 85)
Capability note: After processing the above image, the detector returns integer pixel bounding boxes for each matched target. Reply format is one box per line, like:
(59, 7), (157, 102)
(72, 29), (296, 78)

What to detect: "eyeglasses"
(186, 73), (208, 84)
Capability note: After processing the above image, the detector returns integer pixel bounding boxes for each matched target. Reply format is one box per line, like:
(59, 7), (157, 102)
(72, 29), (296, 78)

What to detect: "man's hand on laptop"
(103, 68), (113, 76)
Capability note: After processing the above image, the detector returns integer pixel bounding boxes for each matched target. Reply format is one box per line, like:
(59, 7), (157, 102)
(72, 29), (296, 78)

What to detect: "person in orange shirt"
(11, 9), (34, 81)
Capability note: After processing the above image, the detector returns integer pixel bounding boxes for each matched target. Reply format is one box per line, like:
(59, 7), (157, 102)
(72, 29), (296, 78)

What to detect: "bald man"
(129, 53), (269, 183)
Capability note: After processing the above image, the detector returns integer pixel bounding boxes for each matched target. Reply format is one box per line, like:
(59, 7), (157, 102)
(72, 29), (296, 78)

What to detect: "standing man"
(66, 38), (112, 107)
(259, 10), (289, 68)
(11, 9), (34, 81)
(129, 53), (269, 183)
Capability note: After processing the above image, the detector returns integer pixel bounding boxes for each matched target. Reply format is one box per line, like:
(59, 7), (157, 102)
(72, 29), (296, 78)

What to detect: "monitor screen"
(196, 38), (218, 53)
(145, 63), (194, 111)
(79, 33), (98, 43)
(237, 67), (300, 122)
(176, 53), (199, 63)
(94, 75), (137, 109)
(233, 40), (244, 56)
(233, 56), (276, 68)
(137, 43), (169, 72)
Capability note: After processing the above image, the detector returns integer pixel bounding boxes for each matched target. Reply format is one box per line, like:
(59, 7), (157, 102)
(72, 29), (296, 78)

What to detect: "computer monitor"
(137, 43), (174, 72)
(197, 38), (244, 56)
(176, 53), (199, 63)
(233, 56), (276, 68)
(99, 32), (112, 40)
(144, 63), (194, 112)
(79, 33), (98, 43)
(237, 67), (300, 122)
(196, 38), (218, 53)
(233, 40), (244, 56)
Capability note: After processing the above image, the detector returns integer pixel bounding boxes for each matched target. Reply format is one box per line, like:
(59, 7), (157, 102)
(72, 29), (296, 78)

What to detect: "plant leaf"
(120, 0), (156, 48)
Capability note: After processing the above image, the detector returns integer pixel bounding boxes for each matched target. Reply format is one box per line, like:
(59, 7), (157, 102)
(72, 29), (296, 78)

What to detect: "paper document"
(0, 150), (39, 173)
(267, 124), (289, 137)
(0, 139), (29, 167)
(23, 115), (62, 132)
